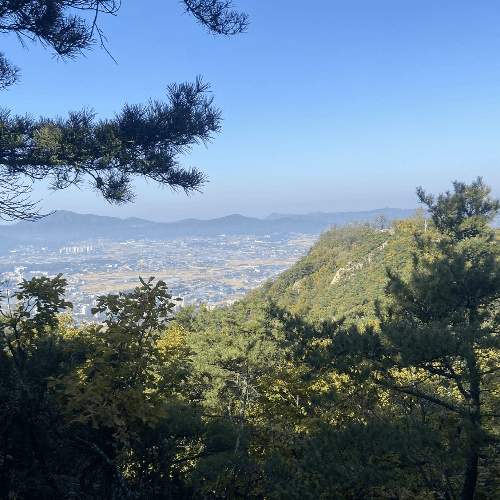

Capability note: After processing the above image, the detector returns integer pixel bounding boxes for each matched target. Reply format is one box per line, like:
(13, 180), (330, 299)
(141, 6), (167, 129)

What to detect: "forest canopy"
(1, 178), (499, 499)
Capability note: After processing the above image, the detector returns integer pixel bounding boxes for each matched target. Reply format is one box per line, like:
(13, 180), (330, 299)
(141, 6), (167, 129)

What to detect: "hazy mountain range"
(0, 208), (417, 253)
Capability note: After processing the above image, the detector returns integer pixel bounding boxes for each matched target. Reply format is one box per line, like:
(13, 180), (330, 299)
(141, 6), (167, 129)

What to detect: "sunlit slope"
(248, 215), (423, 324)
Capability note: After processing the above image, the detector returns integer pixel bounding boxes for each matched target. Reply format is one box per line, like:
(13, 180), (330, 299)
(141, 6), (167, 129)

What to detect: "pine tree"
(325, 178), (500, 499)
(0, 1), (249, 220)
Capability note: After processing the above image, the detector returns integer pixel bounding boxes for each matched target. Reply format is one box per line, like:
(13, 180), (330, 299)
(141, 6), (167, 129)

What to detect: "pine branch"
(392, 385), (462, 414)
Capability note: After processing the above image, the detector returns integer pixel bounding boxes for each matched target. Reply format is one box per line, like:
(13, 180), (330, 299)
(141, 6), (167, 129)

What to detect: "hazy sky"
(2, 0), (499, 222)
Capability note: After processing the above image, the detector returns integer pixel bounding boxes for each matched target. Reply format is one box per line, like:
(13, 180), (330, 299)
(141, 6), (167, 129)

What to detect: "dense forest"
(1, 178), (500, 500)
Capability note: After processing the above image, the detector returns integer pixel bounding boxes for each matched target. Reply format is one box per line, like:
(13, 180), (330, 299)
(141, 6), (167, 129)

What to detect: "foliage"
(0, 76), (221, 220)
(0, 273), (72, 378)
(0, 0), (249, 89)
(182, 0), (250, 36)
(0, 276), (195, 499)
(0, 275), (74, 498)
(171, 302), (303, 498)
(416, 177), (500, 240)
(314, 179), (500, 499)
(251, 216), (424, 325)
(0, 172), (48, 221)
(0, 0), (249, 221)
(2, 179), (500, 499)
(0, 52), (20, 90)
(0, 0), (118, 87)
(50, 277), (183, 439)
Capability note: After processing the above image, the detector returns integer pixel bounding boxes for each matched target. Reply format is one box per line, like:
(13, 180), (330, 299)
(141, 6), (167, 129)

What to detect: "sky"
(1, 0), (499, 222)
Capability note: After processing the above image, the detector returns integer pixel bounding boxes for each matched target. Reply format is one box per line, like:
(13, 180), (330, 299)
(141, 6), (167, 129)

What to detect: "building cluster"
(60, 246), (93, 254)
(0, 233), (318, 321)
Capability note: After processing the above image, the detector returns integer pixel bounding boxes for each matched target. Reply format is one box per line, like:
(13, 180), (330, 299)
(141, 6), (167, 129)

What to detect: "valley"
(0, 233), (318, 318)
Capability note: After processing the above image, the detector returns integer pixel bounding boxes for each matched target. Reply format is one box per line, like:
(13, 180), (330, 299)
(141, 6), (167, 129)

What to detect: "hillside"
(4, 180), (500, 500)
(247, 214), (424, 324)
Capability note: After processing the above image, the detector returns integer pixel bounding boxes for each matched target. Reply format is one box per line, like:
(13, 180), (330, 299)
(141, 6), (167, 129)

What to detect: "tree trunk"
(461, 451), (479, 500)
(460, 365), (481, 500)
(29, 424), (60, 495)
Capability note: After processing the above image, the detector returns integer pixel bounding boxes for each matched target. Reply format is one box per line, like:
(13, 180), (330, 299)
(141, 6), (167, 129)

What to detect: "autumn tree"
(0, 274), (73, 497)
(0, 274), (203, 499)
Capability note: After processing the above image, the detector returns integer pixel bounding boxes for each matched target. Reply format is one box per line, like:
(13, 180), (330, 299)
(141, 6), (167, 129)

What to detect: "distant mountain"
(0, 211), (330, 239)
(265, 208), (417, 224)
(0, 208), (419, 253)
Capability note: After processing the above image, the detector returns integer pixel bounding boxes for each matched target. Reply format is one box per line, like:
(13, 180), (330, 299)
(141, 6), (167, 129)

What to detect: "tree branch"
(392, 385), (462, 414)
(182, 0), (249, 36)
(72, 435), (132, 500)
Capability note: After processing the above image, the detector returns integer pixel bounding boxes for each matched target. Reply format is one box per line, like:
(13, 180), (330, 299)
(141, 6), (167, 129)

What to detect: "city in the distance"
(0, 207), (415, 318)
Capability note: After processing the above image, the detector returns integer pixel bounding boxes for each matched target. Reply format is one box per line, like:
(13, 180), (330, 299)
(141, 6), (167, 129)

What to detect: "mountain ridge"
(0, 208), (418, 253)
(247, 218), (421, 325)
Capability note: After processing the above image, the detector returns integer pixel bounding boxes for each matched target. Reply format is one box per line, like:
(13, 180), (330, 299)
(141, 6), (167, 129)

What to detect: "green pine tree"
(326, 178), (500, 499)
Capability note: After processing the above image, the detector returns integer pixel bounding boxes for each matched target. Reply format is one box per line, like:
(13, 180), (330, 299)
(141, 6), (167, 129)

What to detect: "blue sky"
(2, 0), (499, 222)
